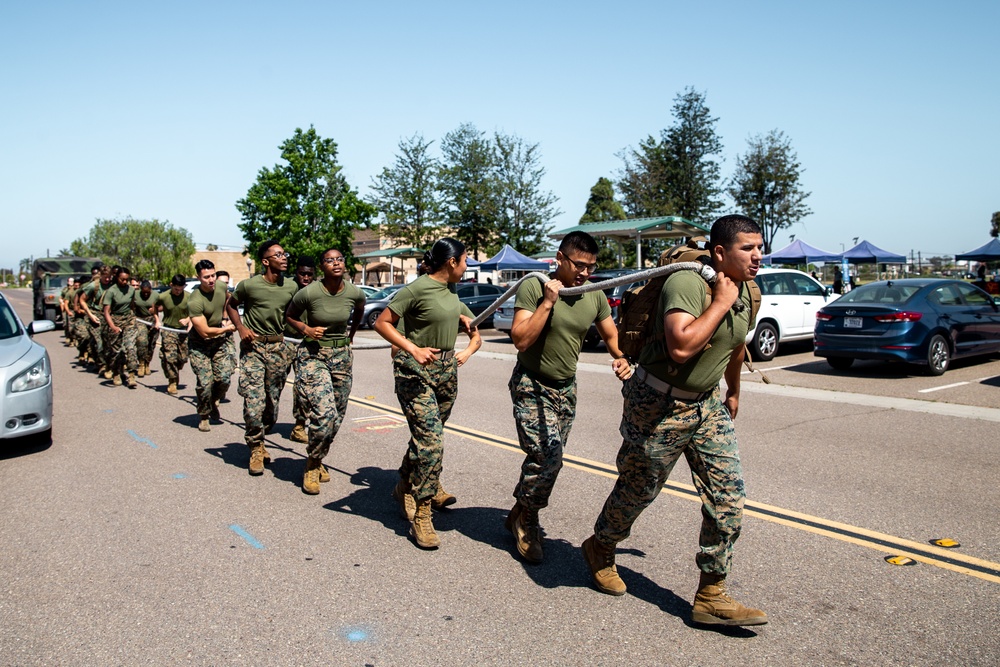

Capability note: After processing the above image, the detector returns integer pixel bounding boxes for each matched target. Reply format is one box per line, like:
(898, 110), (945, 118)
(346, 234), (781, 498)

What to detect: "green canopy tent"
(549, 216), (710, 268)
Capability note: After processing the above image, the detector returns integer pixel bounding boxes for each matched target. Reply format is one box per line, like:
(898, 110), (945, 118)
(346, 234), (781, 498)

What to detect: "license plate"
(844, 317), (863, 328)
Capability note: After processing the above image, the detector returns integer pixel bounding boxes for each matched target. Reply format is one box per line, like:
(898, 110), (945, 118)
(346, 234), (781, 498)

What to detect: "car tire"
(366, 309), (383, 330)
(751, 322), (778, 362)
(827, 357), (854, 371)
(925, 334), (950, 376)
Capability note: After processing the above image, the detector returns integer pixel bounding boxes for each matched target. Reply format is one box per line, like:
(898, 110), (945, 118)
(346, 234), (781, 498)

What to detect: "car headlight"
(10, 356), (51, 393)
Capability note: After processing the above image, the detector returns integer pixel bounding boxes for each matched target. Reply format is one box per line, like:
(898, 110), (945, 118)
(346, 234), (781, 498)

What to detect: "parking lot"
(2, 288), (998, 666)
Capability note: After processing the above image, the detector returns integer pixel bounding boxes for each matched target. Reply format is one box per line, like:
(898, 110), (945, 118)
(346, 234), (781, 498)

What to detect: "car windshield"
(0, 298), (22, 340)
(370, 285), (403, 300)
(836, 283), (921, 304)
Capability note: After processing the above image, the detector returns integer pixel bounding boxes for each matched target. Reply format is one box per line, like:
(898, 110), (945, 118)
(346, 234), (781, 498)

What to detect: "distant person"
(832, 271), (843, 295)
(810, 271), (819, 281)
(155, 274), (191, 395)
(977, 264), (987, 282)
(187, 260), (237, 432)
(285, 256), (316, 444)
(132, 280), (158, 378)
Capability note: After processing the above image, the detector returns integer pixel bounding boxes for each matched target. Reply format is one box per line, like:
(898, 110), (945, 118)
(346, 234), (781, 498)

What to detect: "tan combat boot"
(505, 503), (543, 563)
(112, 373), (123, 386)
(127, 373), (136, 388)
(392, 478), (416, 521)
(104, 369), (114, 380)
(248, 446), (265, 475)
(167, 382), (177, 395)
(261, 445), (272, 464)
(302, 458), (321, 495)
(410, 499), (440, 549)
(136, 364), (144, 378)
(318, 464), (330, 483)
(198, 418), (211, 432)
(289, 421), (308, 443)
(691, 573), (768, 626)
(581, 535), (627, 596)
(431, 482), (457, 510)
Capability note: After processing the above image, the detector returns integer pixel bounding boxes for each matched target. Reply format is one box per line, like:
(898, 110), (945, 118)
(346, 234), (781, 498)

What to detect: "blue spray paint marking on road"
(126, 430), (158, 449)
(340, 627), (372, 643)
(103, 409), (114, 413)
(229, 524), (264, 550)
(173, 473), (187, 479)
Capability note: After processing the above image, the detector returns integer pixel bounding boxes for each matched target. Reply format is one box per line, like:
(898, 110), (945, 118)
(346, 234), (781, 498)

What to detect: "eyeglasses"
(566, 257), (598, 273)
(322, 257), (346, 264)
(265, 251), (290, 260)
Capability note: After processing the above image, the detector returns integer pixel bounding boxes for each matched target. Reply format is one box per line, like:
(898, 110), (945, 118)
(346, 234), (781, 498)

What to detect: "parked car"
(456, 283), (506, 328)
(813, 278), (1000, 375)
(361, 284), (407, 329)
(357, 284), (380, 298)
(746, 268), (833, 362)
(0, 293), (54, 443)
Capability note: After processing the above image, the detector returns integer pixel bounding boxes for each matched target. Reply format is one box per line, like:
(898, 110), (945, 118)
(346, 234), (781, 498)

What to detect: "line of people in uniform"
(56, 218), (768, 628)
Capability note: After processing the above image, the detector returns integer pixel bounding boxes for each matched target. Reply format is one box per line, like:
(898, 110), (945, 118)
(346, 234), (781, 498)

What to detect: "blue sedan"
(813, 279), (1000, 375)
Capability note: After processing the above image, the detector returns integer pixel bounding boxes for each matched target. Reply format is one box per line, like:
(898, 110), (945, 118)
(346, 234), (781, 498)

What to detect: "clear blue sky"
(2, 1), (997, 274)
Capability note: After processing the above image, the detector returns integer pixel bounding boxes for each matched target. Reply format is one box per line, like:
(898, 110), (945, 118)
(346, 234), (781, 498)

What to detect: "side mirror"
(27, 320), (56, 336)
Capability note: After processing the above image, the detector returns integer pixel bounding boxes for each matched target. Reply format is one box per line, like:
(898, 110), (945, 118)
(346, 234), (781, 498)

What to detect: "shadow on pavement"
(323, 465), (410, 538)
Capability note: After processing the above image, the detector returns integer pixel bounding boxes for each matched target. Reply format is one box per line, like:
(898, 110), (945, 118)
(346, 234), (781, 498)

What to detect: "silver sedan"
(0, 293), (54, 443)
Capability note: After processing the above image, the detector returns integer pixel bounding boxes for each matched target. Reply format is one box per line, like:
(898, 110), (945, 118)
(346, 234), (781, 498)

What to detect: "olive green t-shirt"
(81, 280), (108, 311)
(187, 286), (228, 333)
(290, 280), (365, 343)
(156, 291), (189, 329)
(640, 271), (755, 392)
(132, 291), (157, 318)
(514, 276), (612, 381)
(388, 276), (473, 351)
(231, 275), (298, 336)
(284, 283), (305, 337)
(65, 287), (79, 314)
(101, 283), (134, 316)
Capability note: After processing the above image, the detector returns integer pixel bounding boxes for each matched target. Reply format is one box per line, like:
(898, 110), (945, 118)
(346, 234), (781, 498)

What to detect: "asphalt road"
(2, 288), (998, 666)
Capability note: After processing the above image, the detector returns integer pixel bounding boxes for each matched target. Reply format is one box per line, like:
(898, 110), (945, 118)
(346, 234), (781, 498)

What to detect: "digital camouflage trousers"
(135, 321), (158, 366)
(286, 339), (306, 424)
(294, 343), (352, 461)
(509, 364), (577, 510)
(238, 338), (291, 447)
(593, 375), (745, 576)
(189, 336), (236, 418)
(159, 331), (189, 383)
(105, 315), (138, 377)
(393, 352), (458, 502)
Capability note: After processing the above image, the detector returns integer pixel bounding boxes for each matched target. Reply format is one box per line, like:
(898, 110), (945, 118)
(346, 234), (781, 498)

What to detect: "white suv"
(746, 268), (832, 361)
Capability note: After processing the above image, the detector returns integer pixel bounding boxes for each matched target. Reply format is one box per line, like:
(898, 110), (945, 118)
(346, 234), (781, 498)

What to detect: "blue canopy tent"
(476, 245), (550, 271)
(841, 240), (906, 264)
(763, 239), (842, 264)
(955, 238), (1000, 262)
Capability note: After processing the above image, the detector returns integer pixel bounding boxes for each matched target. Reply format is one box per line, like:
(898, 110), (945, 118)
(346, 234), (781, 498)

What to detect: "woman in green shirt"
(374, 238), (482, 549)
(285, 248), (366, 496)
(101, 266), (139, 387)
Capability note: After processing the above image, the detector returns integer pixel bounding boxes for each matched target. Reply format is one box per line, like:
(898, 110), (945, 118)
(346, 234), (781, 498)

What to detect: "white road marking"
(919, 381), (969, 393)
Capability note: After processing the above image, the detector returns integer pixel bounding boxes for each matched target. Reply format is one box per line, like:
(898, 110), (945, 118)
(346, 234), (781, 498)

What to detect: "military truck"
(31, 257), (101, 328)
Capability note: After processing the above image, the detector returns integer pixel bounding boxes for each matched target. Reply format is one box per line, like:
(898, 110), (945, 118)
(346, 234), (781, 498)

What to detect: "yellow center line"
(349, 396), (1000, 584)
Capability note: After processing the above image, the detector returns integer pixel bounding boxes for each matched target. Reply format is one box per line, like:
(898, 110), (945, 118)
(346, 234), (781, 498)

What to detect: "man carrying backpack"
(581, 214), (768, 627)
(506, 230), (632, 564)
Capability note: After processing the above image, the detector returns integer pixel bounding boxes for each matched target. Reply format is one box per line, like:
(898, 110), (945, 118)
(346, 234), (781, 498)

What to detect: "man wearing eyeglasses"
(285, 256), (316, 444)
(505, 230), (632, 564)
(227, 240), (299, 476)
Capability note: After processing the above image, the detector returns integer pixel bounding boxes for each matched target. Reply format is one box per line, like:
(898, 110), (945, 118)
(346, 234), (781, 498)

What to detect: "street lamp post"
(246, 256), (253, 278)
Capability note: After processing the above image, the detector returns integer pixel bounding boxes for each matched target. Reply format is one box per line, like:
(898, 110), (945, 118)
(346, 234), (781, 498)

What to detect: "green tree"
(69, 217), (195, 282)
(617, 87), (725, 223)
(580, 177), (629, 267)
(991, 211), (999, 237)
(236, 126), (376, 273)
(728, 129), (813, 254)
(368, 134), (443, 249)
(439, 123), (497, 258)
(492, 131), (560, 257)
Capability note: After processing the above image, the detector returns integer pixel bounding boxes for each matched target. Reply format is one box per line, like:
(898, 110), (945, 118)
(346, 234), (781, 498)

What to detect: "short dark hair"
(257, 240), (280, 261)
(215, 270), (230, 280)
(140, 280), (152, 289)
(195, 259), (215, 275)
(114, 266), (130, 279)
(297, 255), (316, 270)
(558, 231), (599, 257)
(709, 215), (762, 251)
(170, 274), (186, 287)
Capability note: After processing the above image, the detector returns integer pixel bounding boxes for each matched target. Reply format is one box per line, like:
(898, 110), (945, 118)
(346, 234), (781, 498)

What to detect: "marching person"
(581, 214), (768, 627)
(155, 274), (191, 395)
(285, 248), (365, 495)
(79, 265), (112, 376)
(505, 231), (632, 564)
(132, 280), (158, 378)
(285, 256), (316, 444)
(226, 241), (298, 476)
(213, 270), (238, 403)
(60, 277), (76, 346)
(72, 273), (94, 365)
(187, 260), (237, 432)
(374, 238), (482, 550)
(101, 266), (139, 387)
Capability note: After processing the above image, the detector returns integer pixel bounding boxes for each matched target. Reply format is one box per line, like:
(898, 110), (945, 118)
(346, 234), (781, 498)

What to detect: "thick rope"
(137, 318), (391, 349)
